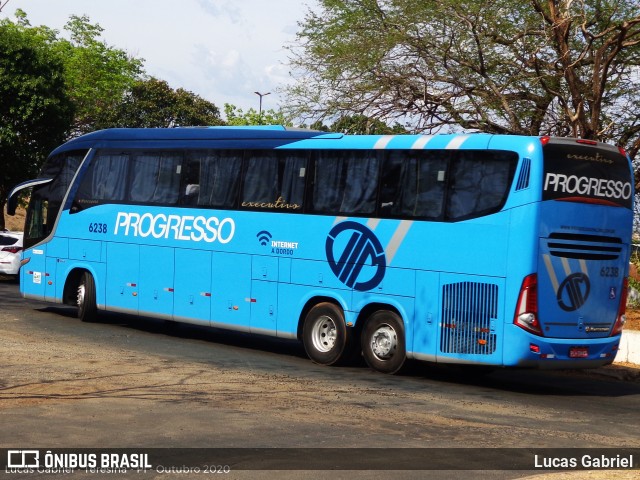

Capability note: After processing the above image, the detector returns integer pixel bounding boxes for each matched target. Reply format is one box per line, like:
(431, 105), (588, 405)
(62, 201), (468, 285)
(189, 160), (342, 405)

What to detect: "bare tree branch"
(285, 0), (640, 163)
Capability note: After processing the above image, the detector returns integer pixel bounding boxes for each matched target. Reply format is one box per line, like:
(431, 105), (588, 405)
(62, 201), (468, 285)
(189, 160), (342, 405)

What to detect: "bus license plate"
(569, 347), (589, 358)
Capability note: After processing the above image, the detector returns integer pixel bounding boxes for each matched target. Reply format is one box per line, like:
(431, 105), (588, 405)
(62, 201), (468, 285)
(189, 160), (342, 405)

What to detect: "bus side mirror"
(6, 177), (54, 216)
(7, 193), (18, 216)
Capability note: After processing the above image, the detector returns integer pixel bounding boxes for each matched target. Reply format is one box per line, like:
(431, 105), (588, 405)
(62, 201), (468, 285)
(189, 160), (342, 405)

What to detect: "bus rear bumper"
(503, 326), (621, 369)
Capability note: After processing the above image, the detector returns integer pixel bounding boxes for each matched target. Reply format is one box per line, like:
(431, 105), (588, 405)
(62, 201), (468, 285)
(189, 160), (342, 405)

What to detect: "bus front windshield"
(23, 150), (87, 249)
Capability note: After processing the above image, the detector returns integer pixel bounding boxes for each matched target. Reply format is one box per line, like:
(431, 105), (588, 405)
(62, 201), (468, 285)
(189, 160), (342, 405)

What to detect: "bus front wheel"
(361, 310), (406, 374)
(77, 272), (98, 323)
(302, 302), (350, 366)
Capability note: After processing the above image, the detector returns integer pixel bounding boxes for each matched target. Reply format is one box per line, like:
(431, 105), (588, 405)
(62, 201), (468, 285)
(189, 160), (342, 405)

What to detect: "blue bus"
(7, 127), (634, 373)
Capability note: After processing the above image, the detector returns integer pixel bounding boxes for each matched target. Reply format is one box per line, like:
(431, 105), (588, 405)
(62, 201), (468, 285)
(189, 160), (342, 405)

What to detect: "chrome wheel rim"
(370, 324), (397, 360)
(77, 283), (85, 308)
(310, 315), (338, 353)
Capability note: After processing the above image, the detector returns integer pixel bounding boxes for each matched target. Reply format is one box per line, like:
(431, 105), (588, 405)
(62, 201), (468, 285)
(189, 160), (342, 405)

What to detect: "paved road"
(1, 278), (639, 479)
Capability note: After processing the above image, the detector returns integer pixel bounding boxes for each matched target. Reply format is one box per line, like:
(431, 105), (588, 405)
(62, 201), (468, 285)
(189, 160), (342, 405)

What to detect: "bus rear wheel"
(77, 272), (98, 323)
(302, 302), (350, 366)
(361, 310), (406, 374)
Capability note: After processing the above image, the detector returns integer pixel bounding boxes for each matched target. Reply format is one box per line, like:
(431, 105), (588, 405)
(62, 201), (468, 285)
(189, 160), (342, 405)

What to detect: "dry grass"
(3, 206), (25, 231)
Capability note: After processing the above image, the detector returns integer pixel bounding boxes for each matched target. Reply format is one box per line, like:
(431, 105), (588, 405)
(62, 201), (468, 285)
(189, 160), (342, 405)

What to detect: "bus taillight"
(611, 277), (628, 336)
(514, 274), (543, 336)
(576, 139), (598, 146)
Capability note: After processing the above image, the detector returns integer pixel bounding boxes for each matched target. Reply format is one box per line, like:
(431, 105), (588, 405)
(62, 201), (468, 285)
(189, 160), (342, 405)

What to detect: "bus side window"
(311, 151), (379, 215)
(74, 152), (129, 209)
(414, 152), (448, 219)
(279, 152), (307, 209)
(129, 152), (182, 205)
(379, 153), (404, 214)
(242, 152), (279, 206)
(187, 150), (242, 208)
(380, 151), (447, 219)
(446, 151), (516, 221)
(241, 151), (306, 211)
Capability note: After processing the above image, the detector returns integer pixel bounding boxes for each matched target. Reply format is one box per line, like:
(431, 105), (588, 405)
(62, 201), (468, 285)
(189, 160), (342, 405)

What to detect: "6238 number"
(89, 222), (107, 234)
(600, 266), (619, 278)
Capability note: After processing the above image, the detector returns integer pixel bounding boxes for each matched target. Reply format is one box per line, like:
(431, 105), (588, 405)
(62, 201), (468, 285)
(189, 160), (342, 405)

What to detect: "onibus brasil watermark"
(5, 450), (230, 475)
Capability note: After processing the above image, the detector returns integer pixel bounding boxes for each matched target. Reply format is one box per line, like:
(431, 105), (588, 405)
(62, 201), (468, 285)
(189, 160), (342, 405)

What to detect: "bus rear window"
(542, 141), (632, 208)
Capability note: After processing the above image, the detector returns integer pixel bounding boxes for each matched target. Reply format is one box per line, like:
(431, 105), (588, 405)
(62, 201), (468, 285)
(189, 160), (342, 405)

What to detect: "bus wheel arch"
(360, 308), (407, 374)
(301, 299), (352, 366)
(65, 268), (98, 323)
(63, 269), (84, 306)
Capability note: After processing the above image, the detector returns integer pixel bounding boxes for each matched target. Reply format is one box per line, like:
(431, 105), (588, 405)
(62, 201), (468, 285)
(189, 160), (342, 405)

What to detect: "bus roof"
(48, 126), (347, 155)
(51, 127), (499, 155)
(52, 127), (624, 159)
(52, 125), (622, 154)
(66, 126), (329, 142)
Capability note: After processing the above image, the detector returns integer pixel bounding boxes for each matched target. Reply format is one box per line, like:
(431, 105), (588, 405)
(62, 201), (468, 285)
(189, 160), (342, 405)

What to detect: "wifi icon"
(256, 230), (272, 246)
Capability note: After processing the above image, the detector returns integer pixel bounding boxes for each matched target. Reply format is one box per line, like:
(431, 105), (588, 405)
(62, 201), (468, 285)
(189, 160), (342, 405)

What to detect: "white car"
(0, 230), (23, 276)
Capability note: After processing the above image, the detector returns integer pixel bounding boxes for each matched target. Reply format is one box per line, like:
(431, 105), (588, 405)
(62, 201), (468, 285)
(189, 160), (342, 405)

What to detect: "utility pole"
(254, 91), (271, 123)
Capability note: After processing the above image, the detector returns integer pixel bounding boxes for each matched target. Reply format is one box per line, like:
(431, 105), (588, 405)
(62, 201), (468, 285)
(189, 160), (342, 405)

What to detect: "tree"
(106, 77), (224, 128)
(224, 104), (293, 126)
(0, 13), (74, 229)
(286, 0), (640, 160)
(329, 114), (407, 134)
(54, 15), (144, 134)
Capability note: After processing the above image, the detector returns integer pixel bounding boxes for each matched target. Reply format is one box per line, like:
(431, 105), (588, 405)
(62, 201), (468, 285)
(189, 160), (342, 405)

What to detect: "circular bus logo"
(557, 273), (591, 312)
(325, 221), (386, 292)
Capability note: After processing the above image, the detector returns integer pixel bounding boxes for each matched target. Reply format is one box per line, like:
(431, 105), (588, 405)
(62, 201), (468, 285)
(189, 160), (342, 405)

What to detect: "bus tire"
(302, 302), (350, 366)
(77, 271), (98, 323)
(361, 310), (406, 374)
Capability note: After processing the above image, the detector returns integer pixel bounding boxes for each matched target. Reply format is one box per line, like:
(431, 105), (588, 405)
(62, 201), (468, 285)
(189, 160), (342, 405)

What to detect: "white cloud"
(6, 0), (316, 114)
(196, 0), (243, 24)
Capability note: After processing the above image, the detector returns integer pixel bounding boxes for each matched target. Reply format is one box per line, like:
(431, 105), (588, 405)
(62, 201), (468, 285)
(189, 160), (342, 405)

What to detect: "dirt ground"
(625, 308), (640, 330)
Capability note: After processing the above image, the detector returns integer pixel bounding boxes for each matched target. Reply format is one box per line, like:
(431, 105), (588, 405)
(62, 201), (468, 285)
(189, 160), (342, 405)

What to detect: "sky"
(2, 0), (316, 116)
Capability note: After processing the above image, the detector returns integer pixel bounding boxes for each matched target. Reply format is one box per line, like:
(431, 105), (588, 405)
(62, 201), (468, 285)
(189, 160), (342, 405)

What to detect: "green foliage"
(106, 78), (223, 128)
(329, 115), (407, 134)
(629, 250), (640, 307)
(224, 104), (293, 126)
(54, 15), (144, 134)
(0, 13), (74, 228)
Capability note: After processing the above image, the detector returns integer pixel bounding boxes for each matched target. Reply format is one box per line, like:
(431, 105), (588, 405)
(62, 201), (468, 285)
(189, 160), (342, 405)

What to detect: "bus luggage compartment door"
(174, 248), (211, 325)
(139, 246), (174, 319)
(106, 243), (139, 315)
(250, 255), (278, 336)
(211, 252), (251, 329)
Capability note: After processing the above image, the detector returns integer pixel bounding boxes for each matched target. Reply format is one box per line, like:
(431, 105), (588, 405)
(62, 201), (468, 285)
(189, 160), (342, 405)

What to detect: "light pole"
(254, 91), (271, 122)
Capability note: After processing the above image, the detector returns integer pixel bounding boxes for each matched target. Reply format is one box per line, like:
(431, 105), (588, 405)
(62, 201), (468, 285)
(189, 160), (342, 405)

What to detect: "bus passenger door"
(47, 237), (69, 303)
(250, 256), (278, 335)
(211, 252), (251, 329)
(106, 243), (139, 315)
(174, 249), (211, 325)
(139, 246), (174, 319)
(412, 271), (440, 360)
